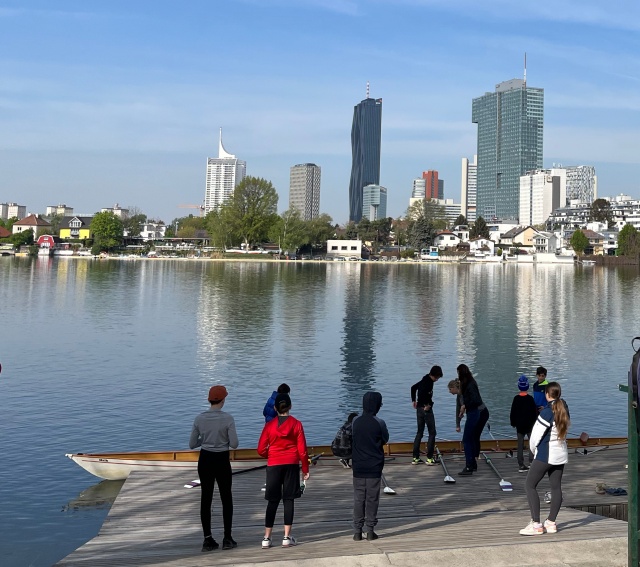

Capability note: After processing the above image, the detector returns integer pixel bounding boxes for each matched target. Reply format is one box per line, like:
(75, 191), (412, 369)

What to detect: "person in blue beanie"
(510, 375), (538, 472)
(263, 383), (290, 423)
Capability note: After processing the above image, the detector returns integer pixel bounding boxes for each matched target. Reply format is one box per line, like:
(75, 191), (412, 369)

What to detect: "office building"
(204, 129), (247, 213)
(362, 184), (387, 221)
(348, 93), (382, 223)
(558, 165), (597, 204)
(46, 204), (74, 217)
(461, 155), (477, 223)
(289, 163), (321, 220)
(101, 203), (129, 218)
(412, 178), (426, 199)
(422, 170), (440, 200)
(0, 202), (27, 220)
(472, 78), (544, 220)
(435, 199), (462, 225)
(519, 170), (566, 226)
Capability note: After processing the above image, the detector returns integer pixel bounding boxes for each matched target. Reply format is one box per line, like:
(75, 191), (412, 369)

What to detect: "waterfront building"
(289, 163), (321, 220)
(605, 194), (640, 230)
(59, 216), (93, 240)
(348, 92), (382, 223)
(326, 239), (362, 260)
(204, 129), (247, 213)
(434, 230), (461, 250)
(362, 184), (387, 221)
(519, 169), (566, 226)
(101, 204), (129, 218)
(472, 78), (544, 221)
(461, 155), (477, 223)
(140, 222), (167, 242)
(0, 202), (27, 220)
(46, 204), (74, 217)
(486, 219), (520, 243)
(11, 214), (51, 237)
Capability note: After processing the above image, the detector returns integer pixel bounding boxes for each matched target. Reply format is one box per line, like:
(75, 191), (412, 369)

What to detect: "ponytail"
(546, 382), (570, 440)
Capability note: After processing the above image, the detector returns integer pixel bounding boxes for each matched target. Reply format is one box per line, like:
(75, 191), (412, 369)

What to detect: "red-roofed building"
(12, 214), (51, 238)
(0, 226), (11, 239)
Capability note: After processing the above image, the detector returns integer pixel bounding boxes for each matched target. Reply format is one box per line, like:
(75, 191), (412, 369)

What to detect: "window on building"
(341, 246), (347, 250)
(331, 246), (338, 250)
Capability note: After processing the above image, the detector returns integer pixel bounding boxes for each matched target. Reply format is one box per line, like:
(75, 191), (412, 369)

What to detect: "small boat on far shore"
(580, 259), (596, 266)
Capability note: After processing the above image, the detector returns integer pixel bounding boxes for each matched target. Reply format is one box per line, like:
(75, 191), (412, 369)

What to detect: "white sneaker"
(282, 535), (296, 547)
(519, 520), (544, 536)
(261, 537), (272, 549)
(544, 519), (558, 534)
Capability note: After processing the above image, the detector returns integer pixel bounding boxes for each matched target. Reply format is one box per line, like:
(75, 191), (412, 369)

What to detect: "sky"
(2, 0), (640, 226)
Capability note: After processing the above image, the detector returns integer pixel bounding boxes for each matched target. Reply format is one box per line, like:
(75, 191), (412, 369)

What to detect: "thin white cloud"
(235, 0), (359, 16)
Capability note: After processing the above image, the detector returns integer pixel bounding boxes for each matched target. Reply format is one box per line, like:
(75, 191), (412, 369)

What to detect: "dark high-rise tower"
(348, 90), (382, 223)
(472, 78), (543, 220)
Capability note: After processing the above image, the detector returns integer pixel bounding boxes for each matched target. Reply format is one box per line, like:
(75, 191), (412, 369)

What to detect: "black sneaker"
(518, 465), (529, 473)
(353, 531), (362, 541)
(202, 536), (219, 552)
(471, 462), (478, 471)
(458, 467), (473, 476)
(366, 531), (379, 540)
(222, 537), (237, 550)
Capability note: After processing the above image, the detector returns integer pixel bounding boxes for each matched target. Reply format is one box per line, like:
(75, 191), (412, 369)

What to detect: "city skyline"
(2, 1), (639, 225)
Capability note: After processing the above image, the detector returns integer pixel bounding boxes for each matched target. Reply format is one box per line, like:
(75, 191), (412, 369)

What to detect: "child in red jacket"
(257, 393), (309, 549)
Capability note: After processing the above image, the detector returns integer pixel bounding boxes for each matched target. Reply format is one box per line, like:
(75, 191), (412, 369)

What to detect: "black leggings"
(198, 449), (233, 538)
(265, 499), (294, 528)
(525, 459), (564, 523)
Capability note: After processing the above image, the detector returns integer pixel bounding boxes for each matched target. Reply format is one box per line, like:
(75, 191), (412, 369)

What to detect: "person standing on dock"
(263, 383), (291, 423)
(257, 393), (309, 549)
(447, 379), (464, 432)
(510, 375), (538, 472)
(532, 367), (549, 412)
(519, 382), (570, 536)
(351, 391), (389, 541)
(410, 366), (443, 465)
(189, 385), (239, 552)
(456, 364), (489, 476)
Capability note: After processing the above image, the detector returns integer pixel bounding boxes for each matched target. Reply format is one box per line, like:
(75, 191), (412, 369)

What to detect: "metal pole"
(620, 380), (639, 567)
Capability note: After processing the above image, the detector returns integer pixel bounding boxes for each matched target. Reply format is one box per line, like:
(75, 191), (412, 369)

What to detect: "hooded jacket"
(533, 379), (549, 410)
(263, 391), (278, 423)
(257, 415), (310, 474)
(351, 392), (390, 479)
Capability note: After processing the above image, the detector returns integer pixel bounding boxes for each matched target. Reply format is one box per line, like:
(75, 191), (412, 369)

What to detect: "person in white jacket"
(519, 382), (570, 536)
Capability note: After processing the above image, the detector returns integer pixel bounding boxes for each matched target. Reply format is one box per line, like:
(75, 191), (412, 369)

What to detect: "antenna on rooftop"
(523, 52), (527, 87)
(366, 81), (370, 99)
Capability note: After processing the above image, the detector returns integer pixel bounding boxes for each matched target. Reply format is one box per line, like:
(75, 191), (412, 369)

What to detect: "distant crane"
(178, 204), (205, 217)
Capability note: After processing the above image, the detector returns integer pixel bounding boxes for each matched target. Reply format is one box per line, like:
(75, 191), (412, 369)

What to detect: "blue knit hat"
(518, 375), (529, 391)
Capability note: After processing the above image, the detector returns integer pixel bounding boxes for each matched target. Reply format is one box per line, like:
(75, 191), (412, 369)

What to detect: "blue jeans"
(463, 406), (489, 468)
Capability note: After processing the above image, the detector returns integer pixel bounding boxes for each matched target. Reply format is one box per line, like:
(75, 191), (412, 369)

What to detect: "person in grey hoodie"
(351, 391), (389, 541)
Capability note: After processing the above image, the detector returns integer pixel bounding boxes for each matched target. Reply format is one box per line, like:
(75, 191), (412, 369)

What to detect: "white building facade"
(1, 202), (27, 220)
(362, 184), (387, 221)
(326, 239), (362, 259)
(289, 163), (321, 220)
(519, 170), (566, 226)
(460, 155), (477, 223)
(46, 204), (74, 217)
(204, 129), (247, 213)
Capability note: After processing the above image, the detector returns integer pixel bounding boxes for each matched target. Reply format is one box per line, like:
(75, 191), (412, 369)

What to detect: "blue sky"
(2, 0), (639, 225)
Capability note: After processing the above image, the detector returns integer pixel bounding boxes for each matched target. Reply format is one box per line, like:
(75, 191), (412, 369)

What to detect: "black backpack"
(331, 421), (353, 458)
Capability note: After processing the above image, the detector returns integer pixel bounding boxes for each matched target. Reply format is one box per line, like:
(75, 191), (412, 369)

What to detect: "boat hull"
(66, 436), (626, 480)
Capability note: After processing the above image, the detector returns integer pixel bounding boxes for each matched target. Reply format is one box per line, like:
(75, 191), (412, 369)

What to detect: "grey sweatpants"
(525, 459), (565, 523)
(353, 476), (381, 532)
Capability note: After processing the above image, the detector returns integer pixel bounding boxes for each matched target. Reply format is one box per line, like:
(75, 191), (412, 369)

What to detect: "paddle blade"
(444, 475), (456, 484)
(184, 479), (201, 489)
(383, 486), (396, 494)
(499, 479), (513, 491)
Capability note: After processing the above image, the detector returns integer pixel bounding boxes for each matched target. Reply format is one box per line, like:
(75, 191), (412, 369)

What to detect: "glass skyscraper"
(472, 79), (543, 221)
(362, 184), (387, 221)
(289, 163), (321, 220)
(349, 96), (382, 223)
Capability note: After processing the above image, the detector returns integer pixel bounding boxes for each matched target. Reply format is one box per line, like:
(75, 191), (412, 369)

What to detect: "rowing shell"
(66, 436), (626, 481)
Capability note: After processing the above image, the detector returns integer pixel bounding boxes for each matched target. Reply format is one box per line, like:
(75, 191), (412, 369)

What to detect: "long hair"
(456, 364), (476, 395)
(546, 382), (569, 440)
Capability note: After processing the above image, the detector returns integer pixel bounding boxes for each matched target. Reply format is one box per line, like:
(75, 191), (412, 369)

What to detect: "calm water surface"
(0, 257), (637, 566)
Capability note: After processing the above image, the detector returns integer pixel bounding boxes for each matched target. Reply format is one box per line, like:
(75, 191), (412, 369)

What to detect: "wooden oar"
(481, 452), (513, 491)
(435, 447), (455, 483)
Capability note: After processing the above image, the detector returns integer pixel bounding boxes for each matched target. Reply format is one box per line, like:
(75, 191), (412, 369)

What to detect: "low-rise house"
(468, 237), (495, 255)
(0, 226), (11, 239)
(326, 239), (362, 259)
(452, 225), (469, 242)
(533, 231), (559, 253)
(12, 214), (51, 237)
(582, 229), (605, 255)
(59, 216), (93, 240)
(434, 230), (461, 249)
(140, 222), (166, 242)
(487, 219), (519, 243)
(500, 226), (541, 251)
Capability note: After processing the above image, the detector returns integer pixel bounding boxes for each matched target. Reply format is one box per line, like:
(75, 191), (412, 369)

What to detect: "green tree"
(91, 211), (124, 251)
(269, 209), (307, 253)
(221, 176), (278, 247)
(344, 222), (358, 240)
(47, 213), (63, 235)
(570, 229), (589, 256)
(406, 199), (447, 248)
(122, 206), (147, 238)
(306, 213), (334, 249)
(11, 228), (34, 246)
(589, 198), (613, 227)
(470, 216), (490, 239)
(204, 209), (227, 249)
(0, 217), (19, 231)
(618, 224), (640, 257)
(454, 214), (467, 227)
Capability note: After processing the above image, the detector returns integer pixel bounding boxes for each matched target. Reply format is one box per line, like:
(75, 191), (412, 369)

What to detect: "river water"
(0, 257), (637, 566)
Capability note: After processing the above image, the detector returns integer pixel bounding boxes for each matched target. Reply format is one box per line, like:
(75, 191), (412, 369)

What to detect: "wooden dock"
(57, 445), (630, 566)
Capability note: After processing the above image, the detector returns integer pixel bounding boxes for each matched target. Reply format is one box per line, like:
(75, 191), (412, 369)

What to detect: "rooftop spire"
(366, 81), (370, 99)
(523, 52), (527, 87)
(218, 128), (235, 159)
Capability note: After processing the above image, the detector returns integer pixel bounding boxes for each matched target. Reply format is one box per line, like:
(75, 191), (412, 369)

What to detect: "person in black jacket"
(410, 366), (443, 465)
(510, 375), (538, 472)
(351, 391), (389, 542)
(457, 364), (489, 476)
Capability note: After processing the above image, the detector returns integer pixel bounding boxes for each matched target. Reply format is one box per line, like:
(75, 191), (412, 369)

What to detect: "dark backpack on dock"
(331, 422), (353, 458)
